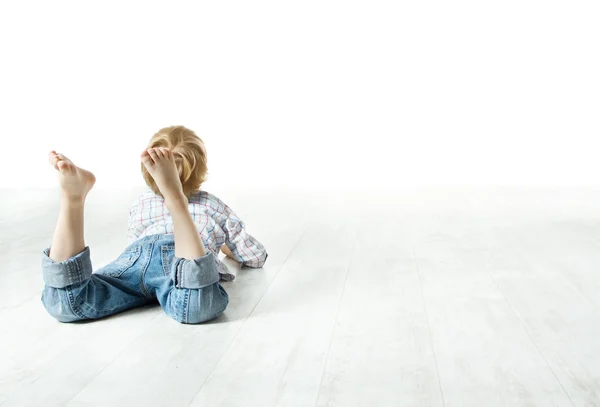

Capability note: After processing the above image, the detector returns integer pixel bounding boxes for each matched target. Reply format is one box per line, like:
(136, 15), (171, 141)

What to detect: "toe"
(56, 153), (71, 163)
(48, 152), (59, 168)
(159, 147), (170, 159)
(141, 149), (153, 165)
(148, 148), (159, 163)
(56, 159), (72, 173)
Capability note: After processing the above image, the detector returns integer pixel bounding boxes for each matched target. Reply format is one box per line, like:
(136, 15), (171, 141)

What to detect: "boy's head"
(142, 125), (208, 198)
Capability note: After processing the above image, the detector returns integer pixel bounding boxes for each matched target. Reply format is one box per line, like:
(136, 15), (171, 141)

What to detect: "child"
(41, 126), (268, 324)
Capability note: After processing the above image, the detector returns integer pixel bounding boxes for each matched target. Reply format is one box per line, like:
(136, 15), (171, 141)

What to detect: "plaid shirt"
(127, 190), (268, 281)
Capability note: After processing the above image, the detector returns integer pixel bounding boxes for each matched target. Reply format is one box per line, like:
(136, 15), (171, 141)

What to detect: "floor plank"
(413, 218), (574, 407)
(316, 219), (444, 407)
(487, 223), (600, 407)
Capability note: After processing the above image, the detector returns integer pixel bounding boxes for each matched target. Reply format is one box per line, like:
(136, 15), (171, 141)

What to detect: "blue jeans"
(40, 234), (229, 324)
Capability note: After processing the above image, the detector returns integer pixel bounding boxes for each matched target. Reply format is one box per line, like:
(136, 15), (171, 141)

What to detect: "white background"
(0, 0), (598, 189)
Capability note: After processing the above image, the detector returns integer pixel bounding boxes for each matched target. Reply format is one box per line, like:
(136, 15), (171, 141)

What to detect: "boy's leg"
(141, 147), (206, 259)
(42, 152), (152, 322)
(150, 245), (228, 324)
(42, 245), (153, 322)
(142, 147), (229, 323)
(46, 150), (95, 262)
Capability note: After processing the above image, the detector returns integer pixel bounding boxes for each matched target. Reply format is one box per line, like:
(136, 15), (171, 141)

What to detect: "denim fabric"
(41, 234), (229, 324)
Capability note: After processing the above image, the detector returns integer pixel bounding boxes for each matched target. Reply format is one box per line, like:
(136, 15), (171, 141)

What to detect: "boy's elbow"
(257, 251), (269, 268)
(243, 251), (268, 268)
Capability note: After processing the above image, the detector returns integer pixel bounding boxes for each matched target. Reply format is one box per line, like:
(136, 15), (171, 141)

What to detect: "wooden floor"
(1, 186), (600, 407)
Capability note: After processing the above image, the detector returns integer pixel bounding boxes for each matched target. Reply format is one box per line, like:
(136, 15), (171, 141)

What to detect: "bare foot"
(141, 147), (185, 203)
(48, 151), (96, 201)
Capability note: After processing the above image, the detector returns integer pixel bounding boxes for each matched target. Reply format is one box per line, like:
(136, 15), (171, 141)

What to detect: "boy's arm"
(220, 208), (268, 268)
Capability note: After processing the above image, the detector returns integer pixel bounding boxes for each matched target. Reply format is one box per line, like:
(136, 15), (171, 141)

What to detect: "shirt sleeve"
(221, 207), (268, 268)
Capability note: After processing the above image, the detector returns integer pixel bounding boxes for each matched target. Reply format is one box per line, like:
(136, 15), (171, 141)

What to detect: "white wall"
(1, 0), (598, 189)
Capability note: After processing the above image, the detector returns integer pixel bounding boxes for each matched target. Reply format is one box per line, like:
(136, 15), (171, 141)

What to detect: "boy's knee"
(165, 252), (228, 324)
(41, 287), (84, 323)
(191, 284), (229, 323)
(170, 283), (229, 324)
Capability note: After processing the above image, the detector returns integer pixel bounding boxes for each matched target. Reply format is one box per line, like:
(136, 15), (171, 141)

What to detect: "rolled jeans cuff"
(42, 246), (93, 288)
(174, 251), (219, 289)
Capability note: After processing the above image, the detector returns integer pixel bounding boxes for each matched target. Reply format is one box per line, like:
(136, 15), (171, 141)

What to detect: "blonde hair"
(142, 125), (208, 198)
